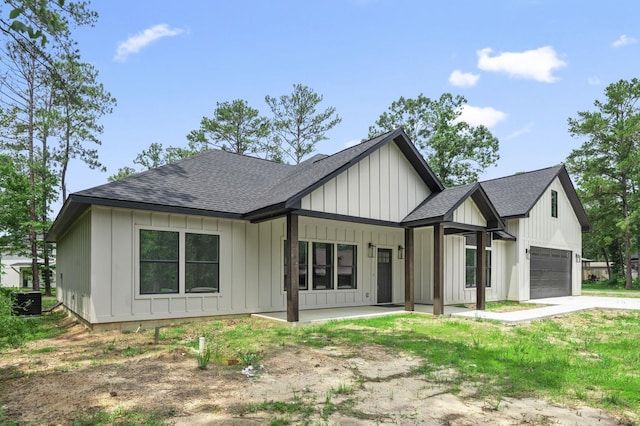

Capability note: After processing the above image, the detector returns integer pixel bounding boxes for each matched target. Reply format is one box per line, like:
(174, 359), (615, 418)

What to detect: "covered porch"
(280, 182), (508, 322)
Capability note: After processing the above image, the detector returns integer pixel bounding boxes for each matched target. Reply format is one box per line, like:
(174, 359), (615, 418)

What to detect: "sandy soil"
(0, 315), (635, 425)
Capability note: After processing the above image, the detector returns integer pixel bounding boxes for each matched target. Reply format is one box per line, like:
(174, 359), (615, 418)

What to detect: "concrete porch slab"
(252, 296), (640, 325)
(252, 304), (472, 324)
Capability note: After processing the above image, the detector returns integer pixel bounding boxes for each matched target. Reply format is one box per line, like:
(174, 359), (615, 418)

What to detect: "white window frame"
(135, 225), (222, 298)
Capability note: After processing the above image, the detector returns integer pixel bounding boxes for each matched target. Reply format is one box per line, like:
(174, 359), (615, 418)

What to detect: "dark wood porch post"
(404, 227), (414, 312)
(285, 212), (299, 322)
(476, 230), (486, 311)
(433, 223), (444, 316)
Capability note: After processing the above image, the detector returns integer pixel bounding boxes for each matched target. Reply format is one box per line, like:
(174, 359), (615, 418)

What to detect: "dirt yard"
(0, 315), (633, 425)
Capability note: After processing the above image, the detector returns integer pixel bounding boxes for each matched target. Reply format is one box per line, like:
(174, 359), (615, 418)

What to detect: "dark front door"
(377, 248), (392, 304)
(530, 246), (572, 299)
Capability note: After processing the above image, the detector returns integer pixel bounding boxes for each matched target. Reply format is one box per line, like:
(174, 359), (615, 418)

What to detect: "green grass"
(582, 280), (640, 298)
(29, 346), (57, 354)
(582, 278), (640, 292)
(4, 309), (640, 423)
(188, 312), (640, 413)
(70, 407), (174, 426)
(319, 313), (640, 410)
(41, 295), (60, 309)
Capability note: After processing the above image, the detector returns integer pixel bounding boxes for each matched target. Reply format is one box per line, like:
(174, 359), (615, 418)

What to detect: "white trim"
(134, 225), (223, 300)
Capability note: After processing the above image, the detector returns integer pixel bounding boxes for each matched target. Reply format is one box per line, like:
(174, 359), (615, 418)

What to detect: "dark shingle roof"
(74, 149), (294, 215)
(479, 165), (562, 218)
(403, 183), (476, 223)
(480, 165), (590, 231)
(246, 131), (394, 213)
(48, 128), (443, 240)
(402, 183), (505, 231)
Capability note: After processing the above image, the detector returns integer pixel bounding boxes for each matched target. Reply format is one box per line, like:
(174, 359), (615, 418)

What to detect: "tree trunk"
(622, 194), (633, 289)
(624, 229), (633, 289)
(28, 67), (39, 292)
(602, 248), (612, 280)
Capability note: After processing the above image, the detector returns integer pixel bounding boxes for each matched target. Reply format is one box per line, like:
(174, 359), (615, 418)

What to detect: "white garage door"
(530, 246), (572, 299)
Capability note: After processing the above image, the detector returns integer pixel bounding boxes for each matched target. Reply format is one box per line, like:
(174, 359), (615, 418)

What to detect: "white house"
(47, 129), (590, 329)
(1, 253), (56, 289)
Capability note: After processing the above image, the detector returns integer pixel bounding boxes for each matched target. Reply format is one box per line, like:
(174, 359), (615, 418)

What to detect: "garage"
(530, 246), (572, 299)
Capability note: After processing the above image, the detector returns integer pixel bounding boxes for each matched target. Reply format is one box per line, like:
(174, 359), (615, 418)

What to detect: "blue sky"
(65, 0), (639, 201)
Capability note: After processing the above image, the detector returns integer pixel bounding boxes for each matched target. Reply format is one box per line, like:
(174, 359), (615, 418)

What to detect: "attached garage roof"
(480, 165), (591, 232)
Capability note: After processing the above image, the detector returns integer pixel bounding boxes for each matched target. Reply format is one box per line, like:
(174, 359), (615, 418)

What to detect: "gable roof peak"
(480, 164), (564, 185)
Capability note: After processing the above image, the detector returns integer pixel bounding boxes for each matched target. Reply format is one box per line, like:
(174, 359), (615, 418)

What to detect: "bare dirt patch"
(0, 317), (632, 425)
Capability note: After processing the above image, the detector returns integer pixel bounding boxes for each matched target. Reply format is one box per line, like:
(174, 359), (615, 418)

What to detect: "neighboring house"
(47, 129), (590, 329)
(0, 253), (56, 288)
(582, 260), (611, 281)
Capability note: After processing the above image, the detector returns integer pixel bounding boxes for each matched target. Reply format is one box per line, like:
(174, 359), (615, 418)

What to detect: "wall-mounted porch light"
(525, 247), (530, 260)
(368, 242), (376, 258)
(575, 253), (581, 263)
(398, 245), (405, 260)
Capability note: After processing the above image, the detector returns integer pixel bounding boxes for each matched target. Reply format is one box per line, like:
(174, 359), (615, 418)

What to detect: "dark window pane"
(465, 248), (492, 288)
(185, 233), (219, 293)
(486, 251), (492, 288)
(313, 242), (333, 290)
(140, 230), (178, 260)
(186, 233), (219, 262)
(465, 248), (476, 288)
(140, 262), (178, 294)
(140, 230), (179, 294)
(284, 241), (308, 290)
(337, 244), (356, 289)
(551, 190), (558, 218)
(186, 263), (219, 292)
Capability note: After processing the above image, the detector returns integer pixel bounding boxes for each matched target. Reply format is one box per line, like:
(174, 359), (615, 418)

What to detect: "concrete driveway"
(451, 295), (640, 324)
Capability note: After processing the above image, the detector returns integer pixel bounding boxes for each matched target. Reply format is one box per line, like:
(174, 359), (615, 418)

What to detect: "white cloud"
(457, 105), (507, 128)
(114, 24), (184, 62)
(587, 76), (601, 85)
(476, 46), (567, 83)
(505, 123), (533, 140)
(612, 34), (637, 48)
(448, 70), (480, 87)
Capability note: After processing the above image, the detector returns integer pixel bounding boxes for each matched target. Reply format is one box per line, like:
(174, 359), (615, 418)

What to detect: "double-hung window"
(140, 230), (179, 294)
(185, 233), (220, 293)
(139, 229), (220, 295)
(337, 244), (356, 289)
(313, 242), (333, 290)
(464, 234), (492, 288)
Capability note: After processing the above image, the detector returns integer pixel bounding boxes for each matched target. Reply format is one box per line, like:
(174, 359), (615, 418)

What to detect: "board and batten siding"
(508, 177), (583, 301)
(414, 239), (509, 305)
(452, 198), (486, 227)
(88, 206), (285, 324)
(294, 217), (405, 307)
(83, 207), (407, 324)
(55, 211), (92, 321)
(300, 141), (431, 221)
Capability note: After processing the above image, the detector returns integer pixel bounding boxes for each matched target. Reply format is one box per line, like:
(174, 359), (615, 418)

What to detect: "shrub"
(0, 289), (27, 349)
